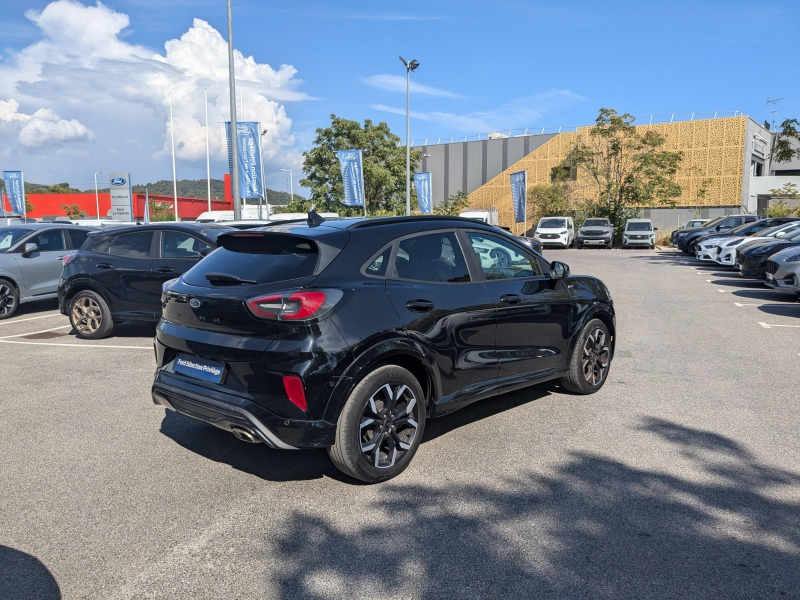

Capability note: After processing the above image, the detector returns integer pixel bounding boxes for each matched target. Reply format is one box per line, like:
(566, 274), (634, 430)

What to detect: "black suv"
(58, 223), (232, 338)
(674, 214), (759, 254)
(151, 215), (616, 482)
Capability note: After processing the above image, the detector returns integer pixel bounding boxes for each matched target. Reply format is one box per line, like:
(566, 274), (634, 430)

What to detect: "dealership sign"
(225, 122), (263, 199)
(337, 150), (365, 208)
(109, 173), (133, 222)
(510, 170), (527, 224)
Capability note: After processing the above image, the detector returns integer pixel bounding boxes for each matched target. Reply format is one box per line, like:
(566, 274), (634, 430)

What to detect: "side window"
(363, 245), (392, 277)
(109, 232), (154, 259)
(719, 218), (737, 228)
(394, 232), (470, 283)
(466, 232), (543, 280)
(161, 231), (210, 259)
(68, 229), (90, 249)
(31, 230), (66, 252)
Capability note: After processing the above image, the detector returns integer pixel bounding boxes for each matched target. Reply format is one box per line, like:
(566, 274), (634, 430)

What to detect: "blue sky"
(0, 0), (798, 194)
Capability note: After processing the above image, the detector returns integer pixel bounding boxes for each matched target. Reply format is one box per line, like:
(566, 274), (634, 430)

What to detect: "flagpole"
(21, 171), (26, 221)
(169, 92), (179, 220)
(205, 88), (211, 212)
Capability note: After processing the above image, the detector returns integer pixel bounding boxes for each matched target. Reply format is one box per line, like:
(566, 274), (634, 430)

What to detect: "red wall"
(13, 193), (231, 220)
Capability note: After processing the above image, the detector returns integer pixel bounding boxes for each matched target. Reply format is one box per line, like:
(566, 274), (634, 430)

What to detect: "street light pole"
(205, 87), (211, 212)
(281, 169), (293, 202)
(169, 91), (179, 220)
(227, 0), (241, 220)
(94, 171), (102, 220)
(399, 56), (419, 216)
(260, 129), (269, 218)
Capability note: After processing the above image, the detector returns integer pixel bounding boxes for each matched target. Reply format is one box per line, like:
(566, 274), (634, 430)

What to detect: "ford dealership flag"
(225, 122), (263, 198)
(337, 150), (365, 207)
(510, 170), (527, 223)
(414, 172), (432, 214)
(2, 171), (25, 215)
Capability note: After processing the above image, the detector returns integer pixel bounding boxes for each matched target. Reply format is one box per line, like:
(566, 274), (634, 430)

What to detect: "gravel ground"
(1, 249), (798, 599)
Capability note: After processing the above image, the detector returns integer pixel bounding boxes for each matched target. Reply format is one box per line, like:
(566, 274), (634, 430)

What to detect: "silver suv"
(0, 224), (95, 319)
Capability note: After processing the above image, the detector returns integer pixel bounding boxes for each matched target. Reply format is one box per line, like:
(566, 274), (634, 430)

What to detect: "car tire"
(328, 365), (426, 483)
(560, 318), (612, 395)
(576, 241), (583, 249)
(69, 290), (115, 339)
(0, 278), (19, 320)
(687, 241), (698, 255)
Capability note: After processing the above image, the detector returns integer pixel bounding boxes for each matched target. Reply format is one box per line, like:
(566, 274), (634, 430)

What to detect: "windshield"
(729, 222), (756, 234)
(626, 222), (653, 231)
(0, 227), (35, 251)
(583, 219), (609, 227)
(539, 218), (566, 229)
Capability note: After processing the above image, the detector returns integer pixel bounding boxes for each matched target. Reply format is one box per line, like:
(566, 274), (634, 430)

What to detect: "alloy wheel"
(0, 284), (15, 316)
(72, 296), (103, 335)
(359, 382), (420, 469)
(581, 327), (609, 386)
(490, 249), (510, 268)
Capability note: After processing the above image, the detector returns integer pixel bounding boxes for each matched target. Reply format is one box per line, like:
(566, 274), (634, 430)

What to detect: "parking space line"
(758, 322), (800, 329)
(718, 290), (726, 293)
(0, 340), (151, 349)
(0, 324), (72, 340)
(0, 313), (65, 326)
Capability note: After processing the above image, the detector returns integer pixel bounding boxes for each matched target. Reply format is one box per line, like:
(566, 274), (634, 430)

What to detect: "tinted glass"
(184, 234), (318, 286)
(364, 246), (391, 277)
(539, 218), (566, 229)
(161, 231), (211, 258)
(718, 218), (738, 228)
(626, 222), (653, 231)
(466, 232), (543, 280)
(109, 232), (154, 258)
(68, 229), (90, 249)
(394, 232), (470, 283)
(31, 229), (66, 251)
(0, 227), (35, 251)
(583, 219), (609, 227)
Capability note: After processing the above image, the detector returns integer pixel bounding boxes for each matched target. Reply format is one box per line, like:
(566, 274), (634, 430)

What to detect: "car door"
(384, 229), (498, 409)
(19, 228), (69, 297)
(90, 230), (157, 320)
(151, 230), (212, 307)
(462, 230), (574, 383)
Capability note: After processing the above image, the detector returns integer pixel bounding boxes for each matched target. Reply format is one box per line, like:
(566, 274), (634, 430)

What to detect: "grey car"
(576, 218), (614, 249)
(0, 223), (96, 319)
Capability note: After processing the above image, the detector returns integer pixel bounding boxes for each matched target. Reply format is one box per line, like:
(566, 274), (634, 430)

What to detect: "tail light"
(282, 375), (307, 411)
(62, 255), (73, 266)
(246, 289), (343, 322)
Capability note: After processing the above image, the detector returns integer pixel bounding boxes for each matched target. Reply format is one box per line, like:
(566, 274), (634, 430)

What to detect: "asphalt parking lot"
(1, 248), (799, 599)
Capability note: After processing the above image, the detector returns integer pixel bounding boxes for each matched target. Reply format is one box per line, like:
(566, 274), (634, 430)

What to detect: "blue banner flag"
(225, 122), (263, 198)
(510, 170), (527, 224)
(337, 150), (365, 207)
(414, 171), (433, 214)
(2, 171), (26, 215)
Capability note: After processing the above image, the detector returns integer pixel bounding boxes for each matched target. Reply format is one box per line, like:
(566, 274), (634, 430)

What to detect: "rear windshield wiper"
(204, 272), (256, 285)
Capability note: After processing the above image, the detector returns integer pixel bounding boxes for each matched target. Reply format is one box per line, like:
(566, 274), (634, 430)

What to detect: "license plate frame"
(174, 353), (225, 384)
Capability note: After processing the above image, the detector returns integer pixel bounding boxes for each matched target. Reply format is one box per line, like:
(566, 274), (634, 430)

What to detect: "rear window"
(183, 234), (319, 286)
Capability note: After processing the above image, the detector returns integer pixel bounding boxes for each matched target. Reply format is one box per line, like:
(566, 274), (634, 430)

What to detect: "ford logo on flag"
(110, 177), (126, 186)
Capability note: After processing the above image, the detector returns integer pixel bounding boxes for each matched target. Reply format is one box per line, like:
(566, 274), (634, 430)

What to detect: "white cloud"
(361, 74), (462, 98)
(372, 89), (586, 134)
(0, 1), (309, 183)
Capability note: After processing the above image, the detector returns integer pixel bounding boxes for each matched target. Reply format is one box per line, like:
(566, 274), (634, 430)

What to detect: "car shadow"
(708, 278), (767, 288)
(757, 304), (800, 318)
(63, 321), (157, 339)
(0, 545), (61, 600)
(732, 289), (799, 302)
(267, 417), (800, 599)
(10, 298), (60, 318)
(159, 384), (553, 484)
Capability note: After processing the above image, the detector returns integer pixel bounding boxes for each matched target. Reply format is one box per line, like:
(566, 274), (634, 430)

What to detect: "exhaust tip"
(230, 426), (261, 444)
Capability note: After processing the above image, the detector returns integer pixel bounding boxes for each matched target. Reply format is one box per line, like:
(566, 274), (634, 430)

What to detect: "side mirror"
(550, 260), (570, 280)
(22, 242), (38, 257)
(199, 247), (212, 257)
(654, 227), (659, 231)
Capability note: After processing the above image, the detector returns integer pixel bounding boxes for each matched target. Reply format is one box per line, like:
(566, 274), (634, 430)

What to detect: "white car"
(714, 223), (800, 267)
(533, 216), (574, 248)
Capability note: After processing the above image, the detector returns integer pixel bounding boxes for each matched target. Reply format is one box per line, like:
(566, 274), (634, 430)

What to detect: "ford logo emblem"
(189, 299), (201, 308)
(110, 177), (126, 186)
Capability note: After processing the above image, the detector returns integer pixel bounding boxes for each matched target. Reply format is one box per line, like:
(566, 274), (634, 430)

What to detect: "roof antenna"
(307, 207), (325, 227)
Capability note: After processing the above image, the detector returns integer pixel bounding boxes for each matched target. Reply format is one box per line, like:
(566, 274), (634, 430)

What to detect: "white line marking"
(734, 302), (760, 306)
(759, 322), (771, 328)
(757, 322), (800, 329)
(0, 340), (151, 349)
(718, 290), (726, 293)
(0, 313), (65, 326)
(0, 324), (72, 339)
(706, 279), (713, 282)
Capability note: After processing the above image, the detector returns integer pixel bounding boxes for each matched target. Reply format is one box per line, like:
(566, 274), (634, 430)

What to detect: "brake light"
(248, 294), (284, 318)
(282, 292), (326, 319)
(62, 255), (73, 265)
(247, 290), (339, 321)
(282, 375), (307, 411)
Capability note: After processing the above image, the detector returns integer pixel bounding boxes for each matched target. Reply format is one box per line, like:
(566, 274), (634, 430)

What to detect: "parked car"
(533, 216), (575, 248)
(765, 247), (800, 294)
(0, 223), (98, 320)
(693, 218), (800, 261)
(459, 208), (499, 226)
(713, 222), (800, 266)
(675, 214), (759, 254)
(58, 223), (233, 338)
(622, 219), (656, 249)
(150, 214), (615, 482)
(518, 236), (543, 254)
(736, 228), (800, 278)
(576, 218), (614, 249)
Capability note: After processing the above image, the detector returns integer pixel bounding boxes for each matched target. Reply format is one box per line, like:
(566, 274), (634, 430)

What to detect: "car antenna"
(307, 207), (325, 227)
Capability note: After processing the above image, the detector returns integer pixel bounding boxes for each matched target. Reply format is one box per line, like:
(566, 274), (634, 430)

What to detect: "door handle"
(96, 263), (113, 269)
(500, 294), (521, 305)
(156, 267), (174, 273)
(406, 299), (435, 312)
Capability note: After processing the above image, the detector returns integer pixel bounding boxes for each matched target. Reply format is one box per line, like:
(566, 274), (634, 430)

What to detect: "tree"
(567, 108), (683, 236)
(62, 204), (86, 219)
(765, 183), (800, 218)
(298, 114), (422, 216)
(528, 180), (571, 225)
(148, 201), (175, 222)
(773, 119), (800, 164)
(26, 182), (82, 194)
(433, 190), (470, 216)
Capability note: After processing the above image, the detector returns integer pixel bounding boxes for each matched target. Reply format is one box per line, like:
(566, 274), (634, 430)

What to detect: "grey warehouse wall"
(413, 133), (557, 207)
